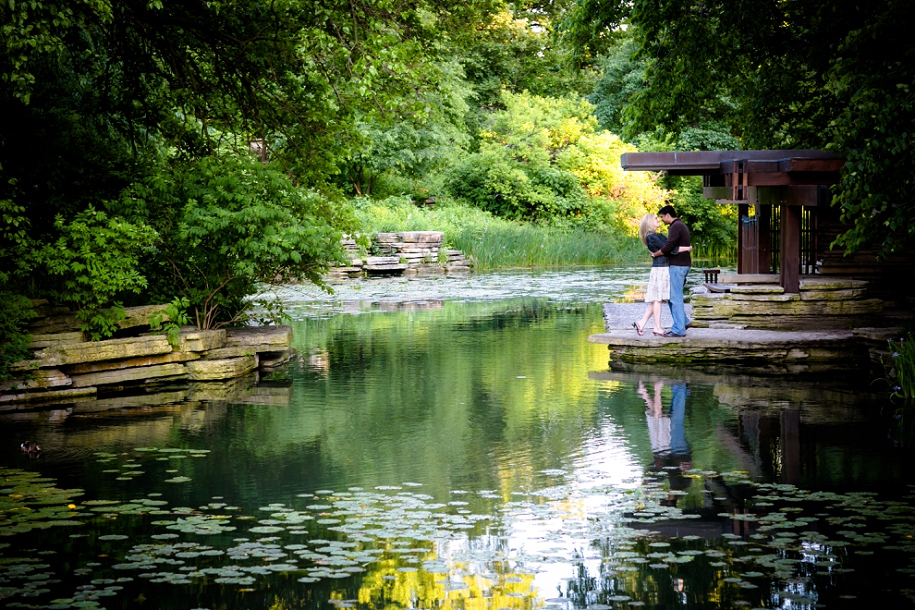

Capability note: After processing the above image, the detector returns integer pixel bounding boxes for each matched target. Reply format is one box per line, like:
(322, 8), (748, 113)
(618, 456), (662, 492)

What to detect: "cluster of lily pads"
(2, 447), (915, 609)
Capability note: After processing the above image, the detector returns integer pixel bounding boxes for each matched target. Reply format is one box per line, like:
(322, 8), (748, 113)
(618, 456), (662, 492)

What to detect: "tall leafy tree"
(0, 0), (502, 337)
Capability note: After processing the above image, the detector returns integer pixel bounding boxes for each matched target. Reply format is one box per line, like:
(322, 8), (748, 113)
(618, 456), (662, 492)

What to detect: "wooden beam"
(704, 185), (829, 206)
(780, 205), (801, 293)
(621, 150), (843, 174)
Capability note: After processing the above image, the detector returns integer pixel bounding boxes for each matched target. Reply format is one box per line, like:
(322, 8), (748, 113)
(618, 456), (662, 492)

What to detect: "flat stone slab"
(799, 278), (868, 290)
(70, 362), (189, 388)
(799, 289), (866, 301)
(66, 351), (199, 374)
(730, 285), (785, 294)
(178, 329), (226, 352)
(588, 328), (861, 364)
(28, 331), (85, 350)
(187, 356), (258, 381)
(699, 298), (883, 318)
(225, 326), (292, 352)
(365, 264), (409, 272)
(36, 335), (173, 367)
(400, 231), (444, 243)
(602, 303), (689, 330)
(718, 274), (779, 284)
(852, 326), (905, 342)
(202, 346), (257, 360)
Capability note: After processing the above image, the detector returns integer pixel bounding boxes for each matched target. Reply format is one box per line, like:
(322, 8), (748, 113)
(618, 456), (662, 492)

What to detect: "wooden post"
(779, 205), (801, 293)
(757, 205), (771, 274)
(736, 204), (744, 273)
(737, 204), (759, 274)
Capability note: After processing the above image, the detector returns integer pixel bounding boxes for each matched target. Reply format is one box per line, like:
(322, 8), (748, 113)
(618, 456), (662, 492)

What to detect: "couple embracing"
(633, 205), (692, 338)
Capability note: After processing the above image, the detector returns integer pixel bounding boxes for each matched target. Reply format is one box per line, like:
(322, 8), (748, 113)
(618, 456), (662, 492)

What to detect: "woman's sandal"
(651, 329), (665, 336)
(632, 321), (644, 336)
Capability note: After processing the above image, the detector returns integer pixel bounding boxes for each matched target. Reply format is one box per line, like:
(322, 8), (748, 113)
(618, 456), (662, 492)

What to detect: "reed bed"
(352, 196), (645, 269)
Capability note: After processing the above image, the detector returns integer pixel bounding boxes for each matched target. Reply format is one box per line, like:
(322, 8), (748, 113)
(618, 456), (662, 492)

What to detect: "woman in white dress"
(633, 214), (691, 336)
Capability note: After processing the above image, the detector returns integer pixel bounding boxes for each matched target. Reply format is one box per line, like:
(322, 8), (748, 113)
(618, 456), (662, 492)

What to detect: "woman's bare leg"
(652, 301), (664, 333)
(637, 303), (654, 333)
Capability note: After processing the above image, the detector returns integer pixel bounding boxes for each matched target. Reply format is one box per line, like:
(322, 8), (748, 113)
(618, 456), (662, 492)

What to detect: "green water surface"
(1, 268), (913, 610)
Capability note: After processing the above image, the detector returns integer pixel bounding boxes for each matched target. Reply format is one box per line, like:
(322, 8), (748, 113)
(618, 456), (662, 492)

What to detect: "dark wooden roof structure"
(620, 150), (844, 293)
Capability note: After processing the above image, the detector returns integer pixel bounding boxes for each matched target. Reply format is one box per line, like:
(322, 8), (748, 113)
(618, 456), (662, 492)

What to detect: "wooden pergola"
(620, 150), (844, 293)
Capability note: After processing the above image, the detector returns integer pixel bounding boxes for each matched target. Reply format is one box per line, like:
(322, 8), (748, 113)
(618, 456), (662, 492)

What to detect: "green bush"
(445, 148), (587, 220)
(117, 155), (353, 329)
(37, 207), (157, 340)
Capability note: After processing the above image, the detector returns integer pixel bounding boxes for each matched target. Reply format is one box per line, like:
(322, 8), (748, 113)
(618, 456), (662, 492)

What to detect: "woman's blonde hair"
(638, 214), (658, 245)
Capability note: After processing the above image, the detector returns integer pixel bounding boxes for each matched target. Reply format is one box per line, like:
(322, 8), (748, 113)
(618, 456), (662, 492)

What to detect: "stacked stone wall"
(1, 304), (294, 410)
(328, 231), (472, 279)
(691, 277), (883, 330)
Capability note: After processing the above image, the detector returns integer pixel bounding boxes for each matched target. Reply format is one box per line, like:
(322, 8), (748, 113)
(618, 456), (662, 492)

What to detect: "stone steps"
(331, 231), (473, 279)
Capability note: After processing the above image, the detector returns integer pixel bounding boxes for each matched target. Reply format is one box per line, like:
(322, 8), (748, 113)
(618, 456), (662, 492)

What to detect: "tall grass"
(690, 241), (737, 268)
(352, 196), (645, 269)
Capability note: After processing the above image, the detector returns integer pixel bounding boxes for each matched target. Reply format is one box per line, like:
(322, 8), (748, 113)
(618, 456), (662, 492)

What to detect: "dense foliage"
(445, 92), (666, 233)
(564, 0), (915, 257)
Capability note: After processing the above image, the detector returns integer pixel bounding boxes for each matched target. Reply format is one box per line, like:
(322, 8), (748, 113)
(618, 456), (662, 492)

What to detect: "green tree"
(445, 91), (666, 230)
(0, 0), (503, 340)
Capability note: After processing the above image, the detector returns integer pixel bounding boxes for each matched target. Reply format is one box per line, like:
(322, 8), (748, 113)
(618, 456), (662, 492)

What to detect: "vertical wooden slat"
(737, 204), (747, 273)
(757, 205), (772, 273)
(780, 205), (801, 292)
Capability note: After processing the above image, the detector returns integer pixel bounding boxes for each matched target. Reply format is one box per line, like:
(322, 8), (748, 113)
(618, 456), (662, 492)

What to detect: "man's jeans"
(668, 265), (690, 335)
(669, 381), (691, 457)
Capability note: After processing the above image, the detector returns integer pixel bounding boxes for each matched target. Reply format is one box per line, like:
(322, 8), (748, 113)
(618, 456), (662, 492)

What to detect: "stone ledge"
(70, 362), (189, 388)
(36, 335), (173, 367)
(187, 356), (258, 381)
(202, 346), (257, 360)
(28, 331), (85, 349)
(65, 351), (199, 374)
(730, 285), (785, 294)
(29, 304), (169, 335)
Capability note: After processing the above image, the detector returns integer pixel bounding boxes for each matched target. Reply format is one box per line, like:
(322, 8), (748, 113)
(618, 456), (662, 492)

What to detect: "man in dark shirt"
(651, 205), (691, 336)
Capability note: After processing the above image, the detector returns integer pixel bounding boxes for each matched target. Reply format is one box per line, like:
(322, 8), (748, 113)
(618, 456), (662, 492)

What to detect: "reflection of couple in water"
(637, 380), (692, 504)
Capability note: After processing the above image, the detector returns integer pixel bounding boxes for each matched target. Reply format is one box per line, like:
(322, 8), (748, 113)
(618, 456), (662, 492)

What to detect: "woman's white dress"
(645, 266), (670, 302)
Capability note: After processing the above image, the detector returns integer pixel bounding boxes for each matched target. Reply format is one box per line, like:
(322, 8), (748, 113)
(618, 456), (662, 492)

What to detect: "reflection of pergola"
(621, 150), (844, 293)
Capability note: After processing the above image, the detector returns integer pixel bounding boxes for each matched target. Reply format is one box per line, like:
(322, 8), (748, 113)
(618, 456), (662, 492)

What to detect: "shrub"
(37, 207), (157, 339)
(117, 155), (353, 329)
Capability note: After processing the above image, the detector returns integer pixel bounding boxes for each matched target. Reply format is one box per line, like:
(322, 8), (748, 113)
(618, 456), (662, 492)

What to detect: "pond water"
(2, 267), (914, 610)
